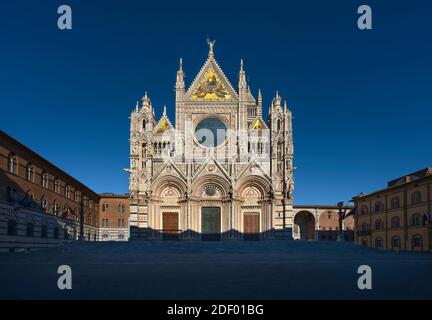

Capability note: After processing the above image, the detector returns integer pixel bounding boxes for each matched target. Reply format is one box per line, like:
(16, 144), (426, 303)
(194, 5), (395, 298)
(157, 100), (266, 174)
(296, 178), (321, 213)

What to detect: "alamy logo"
(57, 5), (72, 30)
(57, 265), (72, 290)
(357, 265), (372, 290)
(357, 5), (372, 30)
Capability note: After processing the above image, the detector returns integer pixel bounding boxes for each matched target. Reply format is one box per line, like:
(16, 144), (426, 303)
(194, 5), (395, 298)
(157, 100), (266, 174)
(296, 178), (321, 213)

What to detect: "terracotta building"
(0, 130), (99, 251)
(99, 193), (130, 241)
(352, 168), (432, 251)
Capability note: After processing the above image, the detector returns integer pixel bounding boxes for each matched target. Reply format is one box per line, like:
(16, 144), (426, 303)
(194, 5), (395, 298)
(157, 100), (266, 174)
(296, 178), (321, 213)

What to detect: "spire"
(135, 100), (139, 112)
(284, 100), (287, 112)
(274, 90), (281, 109)
(163, 105), (167, 116)
(257, 89), (262, 117)
(176, 58), (185, 89)
(238, 58), (247, 92)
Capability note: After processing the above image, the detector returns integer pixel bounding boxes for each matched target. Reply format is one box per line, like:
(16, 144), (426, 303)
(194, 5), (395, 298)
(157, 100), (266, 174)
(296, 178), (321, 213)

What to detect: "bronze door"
(244, 213), (260, 241)
(163, 212), (179, 240)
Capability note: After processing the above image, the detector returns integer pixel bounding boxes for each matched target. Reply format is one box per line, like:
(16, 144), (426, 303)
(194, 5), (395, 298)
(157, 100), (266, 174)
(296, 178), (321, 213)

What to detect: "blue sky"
(0, 0), (431, 205)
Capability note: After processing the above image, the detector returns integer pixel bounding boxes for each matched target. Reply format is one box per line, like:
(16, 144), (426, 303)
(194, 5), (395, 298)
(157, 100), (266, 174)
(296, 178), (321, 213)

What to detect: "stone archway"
(294, 211), (315, 240)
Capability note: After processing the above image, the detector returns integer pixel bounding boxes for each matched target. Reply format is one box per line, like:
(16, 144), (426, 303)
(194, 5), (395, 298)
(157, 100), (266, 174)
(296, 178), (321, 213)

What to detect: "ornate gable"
(185, 55), (238, 102)
(154, 106), (174, 134)
(250, 117), (268, 130)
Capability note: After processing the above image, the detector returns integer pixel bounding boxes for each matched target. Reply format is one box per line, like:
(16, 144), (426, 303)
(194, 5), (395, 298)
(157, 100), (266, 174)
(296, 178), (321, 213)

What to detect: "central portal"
(201, 207), (221, 241)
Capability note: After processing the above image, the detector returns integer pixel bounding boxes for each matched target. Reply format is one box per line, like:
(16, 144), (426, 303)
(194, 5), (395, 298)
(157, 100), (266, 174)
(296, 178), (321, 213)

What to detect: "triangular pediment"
(192, 157), (231, 182)
(250, 117), (268, 130)
(154, 108), (174, 134)
(185, 57), (238, 102)
(152, 159), (186, 182)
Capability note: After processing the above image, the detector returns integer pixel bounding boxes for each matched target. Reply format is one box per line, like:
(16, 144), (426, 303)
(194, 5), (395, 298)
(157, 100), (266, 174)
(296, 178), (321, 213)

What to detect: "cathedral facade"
(128, 42), (294, 240)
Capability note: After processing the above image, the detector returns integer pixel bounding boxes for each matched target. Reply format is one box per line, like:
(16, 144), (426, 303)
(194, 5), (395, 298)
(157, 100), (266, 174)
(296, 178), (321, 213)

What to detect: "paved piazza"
(1, 241), (431, 299)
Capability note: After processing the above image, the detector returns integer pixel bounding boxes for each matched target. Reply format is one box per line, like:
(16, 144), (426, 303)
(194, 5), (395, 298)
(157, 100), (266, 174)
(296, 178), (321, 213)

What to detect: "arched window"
(142, 118), (147, 130)
(361, 223), (368, 231)
(26, 223), (34, 237)
(7, 219), (17, 236)
(391, 216), (400, 228)
(410, 213), (422, 226)
(391, 236), (401, 249)
(74, 191), (80, 203)
(360, 205), (368, 215)
(375, 219), (384, 230)
(53, 227), (59, 239)
(374, 201), (384, 213)
(52, 200), (59, 216)
(26, 163), (34, 181)
(412, 235), (423, 249)
(374, 237), (383, 248)
(117, 204), (125, 213)
(102, 203), (109, 212)
(411, 191), (421, 205)
(40, 196), (48, 211)
(23, 190), (34, 207)
(276, 118), (281, 132)
(41, 225), (48, 238)
(390, 197), (400, 209)
(8, 153), (17, 174)
(41, 172), (48, 188)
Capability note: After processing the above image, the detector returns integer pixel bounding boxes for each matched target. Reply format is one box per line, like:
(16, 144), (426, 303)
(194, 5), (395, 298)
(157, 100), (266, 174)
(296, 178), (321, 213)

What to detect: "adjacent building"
(352, 168), (432, 251)
(99, 193), (130, 241)
(0, 130), (99, 251)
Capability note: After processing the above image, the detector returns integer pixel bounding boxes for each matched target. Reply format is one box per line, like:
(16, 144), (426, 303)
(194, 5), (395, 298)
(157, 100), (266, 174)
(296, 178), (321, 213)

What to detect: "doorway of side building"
(243, 212), (260, 241)
(294, 211), (316, 240)
(162, 212), (179, 240)
(201, 207), (221, 241)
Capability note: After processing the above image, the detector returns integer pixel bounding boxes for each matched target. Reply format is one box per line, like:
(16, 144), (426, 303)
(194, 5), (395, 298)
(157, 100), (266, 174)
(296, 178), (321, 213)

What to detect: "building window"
(64, 185), (70, 198)
(375, 237), (383, 248)
(74, 191), (80, 203)
(102, 233), (109, 239)
(118, 234), (125, 240)
(101, 219), (109, 227)
(117, 204), (125, 213)
(41, 173), (48, 188)
(53, 201), (59, 216)
(374, 201), (384, 213)
(8, 153), (18, 174)
(40, 196), (48, 211)
(41, 225), (48, 238)
(375, 219), (384, 230)
(412, 235), (423, 248)
(410, 213), (423, 226)
(361, 223), (368, 232)
(26, 163), (34, 181)
(390, 197), (400, 209)
(276, 119), (281, 132)
(142, 118), (147, 130)
(102, 203), (109, 212)
(360, 205), (368, 215)
(26, 223), (34, 237)
(411, 191), (421, 205)
(54, 179), (60, 193)
(391, 236), (401, 249)
(391, 216), (400, 228)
